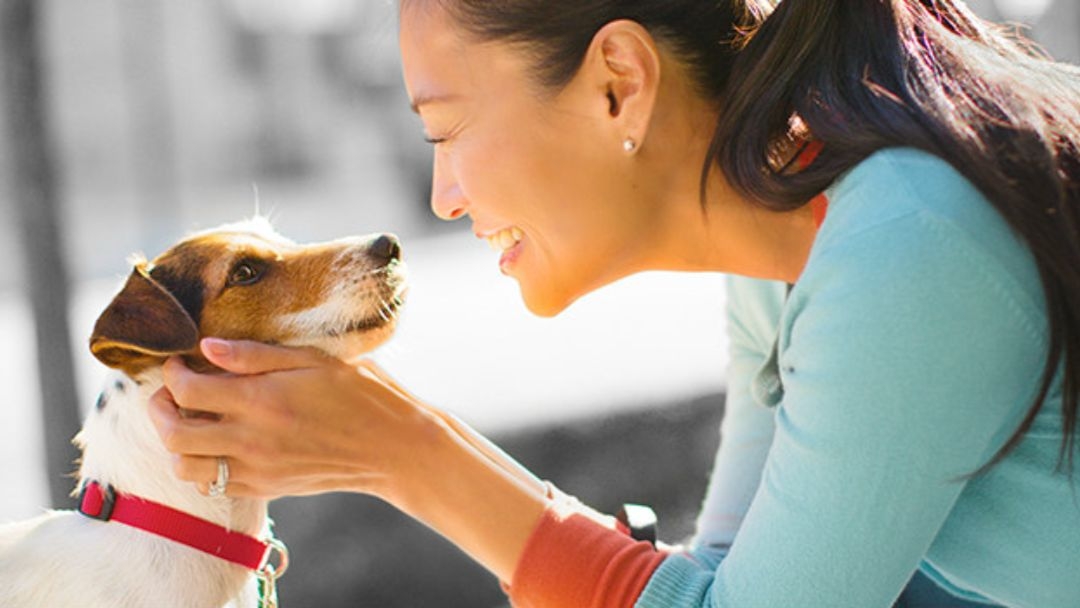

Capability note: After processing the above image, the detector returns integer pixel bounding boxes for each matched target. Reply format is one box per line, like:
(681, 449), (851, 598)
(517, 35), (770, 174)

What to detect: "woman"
(150, 1), (1080, 606)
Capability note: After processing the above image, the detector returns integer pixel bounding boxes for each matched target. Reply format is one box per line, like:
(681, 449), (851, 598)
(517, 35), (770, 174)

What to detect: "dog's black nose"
(370, 233), (402, 265)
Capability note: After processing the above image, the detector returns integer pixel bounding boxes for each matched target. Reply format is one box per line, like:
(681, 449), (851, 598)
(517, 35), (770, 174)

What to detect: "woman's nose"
(430, 155), (467, 221)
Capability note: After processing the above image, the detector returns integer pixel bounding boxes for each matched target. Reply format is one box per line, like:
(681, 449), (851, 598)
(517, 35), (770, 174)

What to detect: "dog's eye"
(227, 261), (263, 286)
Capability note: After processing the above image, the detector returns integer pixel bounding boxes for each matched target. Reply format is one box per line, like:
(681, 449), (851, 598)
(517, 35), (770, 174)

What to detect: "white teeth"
(486, 227), (523, 252)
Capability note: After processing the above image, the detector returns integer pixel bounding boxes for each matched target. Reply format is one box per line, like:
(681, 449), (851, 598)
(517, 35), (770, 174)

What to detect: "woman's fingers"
(160, 356), (252, 418)
(151, 346), (414, 498)
(172, 450), (388, 500)
(175, 455), (257, 496)
(149, 385), (248, 457)
(200, 338), (328, 375)
(160, 341), (328, 420)
(173, 454), (219, 484)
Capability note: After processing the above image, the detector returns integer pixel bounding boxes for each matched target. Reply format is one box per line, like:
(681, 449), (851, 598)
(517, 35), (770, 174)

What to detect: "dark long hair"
(420, 0), (1080, 475)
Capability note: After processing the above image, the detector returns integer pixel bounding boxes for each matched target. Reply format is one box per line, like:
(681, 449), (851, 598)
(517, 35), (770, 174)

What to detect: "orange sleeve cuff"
(506, 489), (668, 608)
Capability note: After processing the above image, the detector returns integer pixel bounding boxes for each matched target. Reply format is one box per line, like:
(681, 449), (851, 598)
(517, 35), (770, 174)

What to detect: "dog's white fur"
(0, 369), (267, 607)
(0, 219), (406, 607)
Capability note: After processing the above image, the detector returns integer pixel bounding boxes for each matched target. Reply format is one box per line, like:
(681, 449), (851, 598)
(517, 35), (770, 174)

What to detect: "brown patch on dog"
(161, 231), (340, 344)
(90, 266), (200, 377)
(89, 221), (406, 377)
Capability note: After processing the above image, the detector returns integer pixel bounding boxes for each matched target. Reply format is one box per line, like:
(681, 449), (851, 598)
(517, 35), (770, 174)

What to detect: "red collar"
(78, 480), (280, 572)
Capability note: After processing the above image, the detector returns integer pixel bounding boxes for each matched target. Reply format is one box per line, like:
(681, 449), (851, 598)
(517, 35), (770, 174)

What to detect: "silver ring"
(208, 456), (229, 497)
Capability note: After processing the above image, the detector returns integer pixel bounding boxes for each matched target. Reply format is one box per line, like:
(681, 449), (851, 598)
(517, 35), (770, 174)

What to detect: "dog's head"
(89, 218), (407, 376)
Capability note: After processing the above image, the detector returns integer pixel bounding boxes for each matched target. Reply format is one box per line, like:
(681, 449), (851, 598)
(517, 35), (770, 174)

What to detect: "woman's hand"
(148, 338), (440, 501)
(149, 337), (549, 582)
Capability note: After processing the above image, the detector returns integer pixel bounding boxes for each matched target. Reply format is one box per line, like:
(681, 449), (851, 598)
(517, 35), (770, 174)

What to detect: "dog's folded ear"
(90, 265), (199, 374)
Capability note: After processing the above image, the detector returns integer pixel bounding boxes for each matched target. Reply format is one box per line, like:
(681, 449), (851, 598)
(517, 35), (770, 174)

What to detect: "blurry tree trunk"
(0, 0), (82, 507)
(118, 0), (181, 249)
(255, 33), (319, 178)
(224, 0), (347, 178)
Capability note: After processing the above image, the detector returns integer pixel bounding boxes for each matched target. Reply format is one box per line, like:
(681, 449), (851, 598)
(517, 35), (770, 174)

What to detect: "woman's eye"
(424, 135), (447, 145)
(228, 262), (262, 286)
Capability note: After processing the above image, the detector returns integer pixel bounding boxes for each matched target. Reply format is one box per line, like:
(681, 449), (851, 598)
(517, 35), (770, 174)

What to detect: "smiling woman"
(399, 2), (818, 318)
(403, 9), (690, 316)
(149, 1), (1080, 607)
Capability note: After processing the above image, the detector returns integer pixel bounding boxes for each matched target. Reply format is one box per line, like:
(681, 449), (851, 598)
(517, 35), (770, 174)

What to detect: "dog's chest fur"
(0, 371), (267, 608)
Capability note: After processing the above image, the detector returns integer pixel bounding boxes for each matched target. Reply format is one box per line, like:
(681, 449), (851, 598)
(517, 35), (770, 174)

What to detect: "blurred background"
(0, 1), (1074, 606)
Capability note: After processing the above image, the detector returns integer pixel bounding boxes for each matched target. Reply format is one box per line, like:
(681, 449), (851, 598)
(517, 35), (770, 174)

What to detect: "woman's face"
(399, 6), (664, 316)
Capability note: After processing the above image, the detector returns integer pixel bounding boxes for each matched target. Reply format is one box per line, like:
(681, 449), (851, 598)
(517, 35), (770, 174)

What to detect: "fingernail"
(162, 356), (186, 376)
(202, 338), (232, 358)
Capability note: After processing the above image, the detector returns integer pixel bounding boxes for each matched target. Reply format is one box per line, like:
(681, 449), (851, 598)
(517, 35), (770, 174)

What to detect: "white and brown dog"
(0, 218), (407, 607)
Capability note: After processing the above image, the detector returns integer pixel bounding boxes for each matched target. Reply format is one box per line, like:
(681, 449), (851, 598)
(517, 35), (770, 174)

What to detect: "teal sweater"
(637, 149), (1080, 607)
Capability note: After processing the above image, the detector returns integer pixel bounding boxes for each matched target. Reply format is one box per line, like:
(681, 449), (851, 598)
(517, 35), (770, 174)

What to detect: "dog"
(0, 218), (407, 607)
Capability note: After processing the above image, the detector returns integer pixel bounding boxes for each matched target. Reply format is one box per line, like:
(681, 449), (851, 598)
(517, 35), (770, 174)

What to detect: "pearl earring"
(623, 138), (637, 153)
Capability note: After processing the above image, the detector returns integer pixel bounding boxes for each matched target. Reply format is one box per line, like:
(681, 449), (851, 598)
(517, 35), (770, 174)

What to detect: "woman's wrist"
(369, 401), (453, 504)
(348, 360), (547, 504)
(387, 407), (549, 582)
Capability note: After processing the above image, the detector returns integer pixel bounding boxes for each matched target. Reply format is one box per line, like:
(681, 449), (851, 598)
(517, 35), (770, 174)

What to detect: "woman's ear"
(579, 19), (662, 149)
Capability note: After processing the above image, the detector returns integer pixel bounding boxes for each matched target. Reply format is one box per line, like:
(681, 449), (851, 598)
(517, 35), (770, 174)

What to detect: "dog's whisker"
(337, 263), (398, 279)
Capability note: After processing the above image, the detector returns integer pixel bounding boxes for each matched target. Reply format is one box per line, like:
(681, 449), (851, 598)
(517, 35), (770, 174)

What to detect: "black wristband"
(616, 503), (658, 546)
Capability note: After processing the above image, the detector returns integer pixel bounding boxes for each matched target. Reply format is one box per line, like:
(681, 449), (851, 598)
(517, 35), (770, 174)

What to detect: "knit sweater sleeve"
(690, 275), (787, 564)
(505, 486), (668, 608)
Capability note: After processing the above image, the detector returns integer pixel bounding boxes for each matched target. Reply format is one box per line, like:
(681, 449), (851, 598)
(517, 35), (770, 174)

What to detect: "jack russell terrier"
(0, 218), (407, 607)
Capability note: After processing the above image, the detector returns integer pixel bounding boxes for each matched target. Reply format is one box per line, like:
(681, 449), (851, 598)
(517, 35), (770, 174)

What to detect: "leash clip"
(616, 503), (658, 547)
(256, 536), (289, 608)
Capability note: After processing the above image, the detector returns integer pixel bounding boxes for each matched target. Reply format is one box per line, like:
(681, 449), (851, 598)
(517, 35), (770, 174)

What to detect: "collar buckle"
(77, 481), (117, 522)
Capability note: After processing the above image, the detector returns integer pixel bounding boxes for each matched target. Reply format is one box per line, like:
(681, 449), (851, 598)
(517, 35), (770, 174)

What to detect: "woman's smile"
(478, 226), (526, 273)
